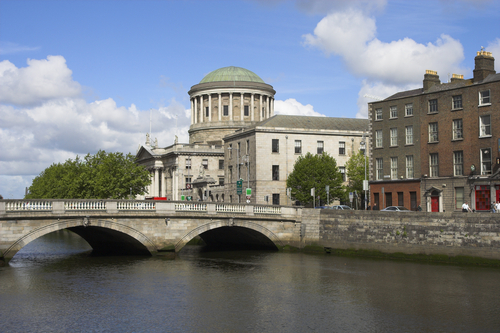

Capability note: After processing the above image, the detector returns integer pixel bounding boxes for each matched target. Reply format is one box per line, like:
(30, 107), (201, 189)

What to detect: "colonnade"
(145, 166), (190, 201)
(190, 92), (274, 125)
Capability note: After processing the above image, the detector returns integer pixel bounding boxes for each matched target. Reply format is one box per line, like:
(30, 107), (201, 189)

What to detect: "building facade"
(137, 66), (369, 205)
(369, 50), (500, 212)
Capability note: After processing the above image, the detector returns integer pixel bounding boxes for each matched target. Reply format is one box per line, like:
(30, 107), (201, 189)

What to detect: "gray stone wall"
(310, 210), (500, 260)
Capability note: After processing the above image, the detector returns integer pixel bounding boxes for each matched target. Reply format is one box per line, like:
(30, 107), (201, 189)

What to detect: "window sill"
(478, 103), (491, 107)
(389, 117), (398, 120)
(452, 138), (464, 142)
(479, 135), (492, 139)
(428, 141), (439, 144)
(451, 108), (463, 111)
(427, 112), (438, 115)
(375, 119), (383, 122)
(405, 143), (414, 146)
(404, 115), (414, 118)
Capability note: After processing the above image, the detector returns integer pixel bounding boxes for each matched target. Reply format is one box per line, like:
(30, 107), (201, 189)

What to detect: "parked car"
(331, 205), (352, 210)
(316, 206), (331, 209)
(380, 206), (412, 212)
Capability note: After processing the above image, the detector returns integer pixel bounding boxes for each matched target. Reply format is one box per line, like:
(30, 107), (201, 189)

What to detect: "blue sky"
(1, 0), (499, 199)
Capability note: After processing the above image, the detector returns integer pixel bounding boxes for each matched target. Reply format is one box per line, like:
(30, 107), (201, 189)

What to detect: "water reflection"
(1, 230), (500, 332)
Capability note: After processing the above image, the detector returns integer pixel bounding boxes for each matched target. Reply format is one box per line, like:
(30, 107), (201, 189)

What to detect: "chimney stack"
(450, 73), (464, 83)
(423, 70), (440, 91)
(473, 49), (495, 82)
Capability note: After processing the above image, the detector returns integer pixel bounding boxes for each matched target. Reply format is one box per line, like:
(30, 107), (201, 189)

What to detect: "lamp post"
(360, 136), (367, 210)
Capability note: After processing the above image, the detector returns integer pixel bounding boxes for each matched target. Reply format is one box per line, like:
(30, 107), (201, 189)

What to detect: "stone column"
(190, 98), (193, 125)
(199, 95), (204, 123)
(240, 92), (244, 120)
(251, 93), (255, 121)
(194, 97), (198, 124)
(229, 92), (233, 121)
(271, 98), (274, 116)
(161, 168), (166, 198)
(259, 95), (263, 121)
(149, 169), (155, 198)
(208, 94), (212, 122)
(218, 93), (222, 121)
(154, 168), (160, 197)
(267, 96), (270, 118)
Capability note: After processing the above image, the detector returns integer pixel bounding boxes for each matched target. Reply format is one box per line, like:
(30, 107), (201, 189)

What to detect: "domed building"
(136, 66), (368, 205)
(188, 66), (276, 145)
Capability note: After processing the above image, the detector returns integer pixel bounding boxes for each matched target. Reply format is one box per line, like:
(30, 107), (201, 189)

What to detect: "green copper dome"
(200, 66), (265, 83)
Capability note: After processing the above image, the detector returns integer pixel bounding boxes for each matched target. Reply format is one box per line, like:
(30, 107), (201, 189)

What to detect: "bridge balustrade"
(254, 206), (281, 214)
(5, 201), (53, 211)
(65, 201), (106, 211)
(175, 203), (207, 212)
(117, 201), (156, 210)
(216, 204), (245, 213)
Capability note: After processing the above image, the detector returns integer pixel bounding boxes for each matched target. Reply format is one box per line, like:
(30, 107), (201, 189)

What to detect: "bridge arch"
(175, 219), (285, 252)
(3, 219), (158, 259)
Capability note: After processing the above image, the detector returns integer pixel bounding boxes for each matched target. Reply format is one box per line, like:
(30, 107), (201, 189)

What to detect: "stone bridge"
(0, 200), (305, 262)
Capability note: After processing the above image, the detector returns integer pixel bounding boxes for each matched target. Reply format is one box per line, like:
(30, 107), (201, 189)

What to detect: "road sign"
(237, 179), (243, 195)
(246, 188), (251, 196)
(186, 183), (191, 189)
(246, 196), (251, 200)
(349, 192), (353, 202)
(325, 185), (329, 193)
(181, 195), (185, 201)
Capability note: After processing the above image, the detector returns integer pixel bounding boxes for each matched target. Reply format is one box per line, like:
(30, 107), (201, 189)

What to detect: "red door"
(431, 196), (439, 212)
(475, 185), (490, 211)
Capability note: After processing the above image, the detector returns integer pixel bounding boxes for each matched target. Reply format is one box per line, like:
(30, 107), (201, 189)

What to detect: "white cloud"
(487, 38), (500, 71)
(0, 56), (190, 199)
(0, 55), (82, 105)
(0, 41), (40, 55)
(274, 98), (325, 116)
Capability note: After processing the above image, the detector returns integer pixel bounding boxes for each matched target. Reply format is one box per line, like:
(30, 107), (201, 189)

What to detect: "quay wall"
(302, 209), (500, 260)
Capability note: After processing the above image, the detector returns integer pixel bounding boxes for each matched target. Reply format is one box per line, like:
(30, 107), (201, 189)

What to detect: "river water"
(1, 230), (500, 333)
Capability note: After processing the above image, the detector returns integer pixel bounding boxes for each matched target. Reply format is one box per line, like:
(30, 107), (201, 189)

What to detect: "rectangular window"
(186, 158), (191, 169)
(272, 165), (279, 181)
(390, 106), (397, 118)
(219, 159), (224, 170)
(205, 106), (209, 117)
(376, 158), (383, 180)
(246, 140), (250, 155)
(430, 153), (439, 177)
(237, 142), (241, 157)
(185, 177), (192, 188)
(480, 115), (491, 137)
(376, 108), (383, 120)
(244, 105), (249, 116)
(429, 122), (438, 142)
(405, 103), (413, 116)
(406, 155), (414, 179)
(375, 130), (383, 148)
(479, 90), (491, 105)
(398, 192), (404, 206)
(202, 159), (208, 169)
(229, 144), (233, 159)
(339, 141), (345, 155)
(339, 166), (346, 181)
(391, 157), (398, 179)
(219, 177), (224, 186)
(294, 140), (302, 154)
(272, 139), (279, 153)
(405, 126), (413, 145)
(481, 148), (492, 175)
(452, 95), (462, 110)
(455, 187), (464, 210)
(317, 141), (324, 154)
(453, 119), (463, 140)
(428, 99), (438, 113)
(386, 192), (393, 207)
(390, 128), (398, 146)
(223, 105), (229, 116)
(454, 151), (463, 176)
(272, 193), (280, 205)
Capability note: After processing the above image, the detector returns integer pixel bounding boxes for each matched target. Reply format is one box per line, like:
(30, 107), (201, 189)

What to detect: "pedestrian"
(373, 203), (378, 211)
(462, 202), (471, 212)
(367, 205), (371, 210)
(496, 201), (500, 213)
(491, 202), (496, 213)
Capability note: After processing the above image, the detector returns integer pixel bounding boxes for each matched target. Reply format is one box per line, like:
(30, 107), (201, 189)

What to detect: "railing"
(65, 201), (106, 211)
(2, 200), (285, 216)
(175, 203), (207, 212)
(5, 201), (53, 211)
(118, 201), (156, 210)
(216, 204), (245, 213)
(254, 206), (281, 214)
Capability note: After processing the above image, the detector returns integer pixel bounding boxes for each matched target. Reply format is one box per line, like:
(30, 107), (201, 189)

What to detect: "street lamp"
(360, 136), (367, 210)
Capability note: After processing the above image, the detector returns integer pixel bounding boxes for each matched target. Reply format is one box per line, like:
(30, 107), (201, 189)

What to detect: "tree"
(286, 152), (343, 206)
(346, 150), (368, 208)
(26, 150), (150, 199)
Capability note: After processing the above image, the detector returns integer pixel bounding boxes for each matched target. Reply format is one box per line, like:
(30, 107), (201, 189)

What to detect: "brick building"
(369, 50), (500, 212)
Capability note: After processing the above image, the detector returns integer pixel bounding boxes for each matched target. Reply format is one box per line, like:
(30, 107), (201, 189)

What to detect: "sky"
(1, 0), (499, 199)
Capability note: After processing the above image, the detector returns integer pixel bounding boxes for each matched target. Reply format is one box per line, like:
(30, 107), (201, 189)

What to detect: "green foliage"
(286, 152), (343, 205)
(25, 150), (150, 199)
(345, 150), (367, 195)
